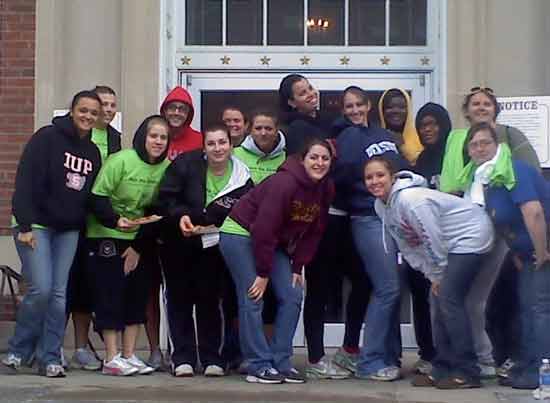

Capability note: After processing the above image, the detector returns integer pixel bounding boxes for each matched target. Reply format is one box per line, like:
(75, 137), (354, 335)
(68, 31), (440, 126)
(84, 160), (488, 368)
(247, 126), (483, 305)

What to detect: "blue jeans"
(9, 228), (79, 367)
(351, 215), (402, 375)
(514, 260), (550, 382)
(219, 233), (303, 374)
(430, 253), (483, 381)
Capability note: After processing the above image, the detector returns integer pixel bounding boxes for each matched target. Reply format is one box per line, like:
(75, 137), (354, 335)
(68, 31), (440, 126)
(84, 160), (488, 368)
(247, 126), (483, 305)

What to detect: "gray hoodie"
(374, 171), (494, 282)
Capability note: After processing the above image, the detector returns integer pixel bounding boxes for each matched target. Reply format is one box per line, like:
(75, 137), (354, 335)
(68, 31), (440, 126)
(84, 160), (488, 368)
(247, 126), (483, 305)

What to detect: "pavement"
(0, 350), (541, 403)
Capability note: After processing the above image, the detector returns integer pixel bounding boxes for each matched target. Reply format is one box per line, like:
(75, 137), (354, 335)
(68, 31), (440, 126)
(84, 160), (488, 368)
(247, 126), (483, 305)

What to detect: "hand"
(534, 250), (550, 270)
(179, 215), (195, 237)
(122, 247), (140, 276)
(292, 273), (304, 288)
(431, 281), (440, 296)
(117, 217), (138, 231)
(248, 276), (269, 302)
(17, 231), (36, 249)
(512, 254), (524, 271)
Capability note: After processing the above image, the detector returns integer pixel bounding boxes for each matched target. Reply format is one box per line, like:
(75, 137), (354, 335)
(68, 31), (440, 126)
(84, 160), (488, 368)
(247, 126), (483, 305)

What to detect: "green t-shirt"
(86, 149), (170, 240)
(91, 128), (109, 163)
(206, 160), (232, 205)
(233, 146), (285, 185)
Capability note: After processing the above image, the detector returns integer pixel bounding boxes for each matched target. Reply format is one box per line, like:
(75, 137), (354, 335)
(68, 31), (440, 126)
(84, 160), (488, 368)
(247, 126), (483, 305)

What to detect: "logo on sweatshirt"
(290, 200), (320, 223)
(64, 152), (94, 191)
(365, 141), (398, 158)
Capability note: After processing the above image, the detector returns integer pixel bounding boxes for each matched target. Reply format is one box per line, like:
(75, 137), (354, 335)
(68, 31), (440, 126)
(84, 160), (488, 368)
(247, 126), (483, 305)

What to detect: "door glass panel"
(390, 0), (427, 46)
(349, 0), (386, 46)
(307, 0), (345, 46)
(227, 0), (263, 45)
(200, 90), (279, 130)
(267, 0), (304, 45)
(186, 0), (222, 45)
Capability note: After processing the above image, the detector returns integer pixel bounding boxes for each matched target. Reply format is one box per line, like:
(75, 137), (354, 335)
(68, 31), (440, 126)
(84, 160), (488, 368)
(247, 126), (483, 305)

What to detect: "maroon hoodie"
(160, 86), (202, 160)
(229, 157), (334, 277)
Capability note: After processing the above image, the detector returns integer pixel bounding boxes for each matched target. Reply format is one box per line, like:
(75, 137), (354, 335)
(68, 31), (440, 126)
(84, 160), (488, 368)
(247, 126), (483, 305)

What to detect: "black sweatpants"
(303, 214), (371, 363)
(86, 238), (151, 332)
(161, 242), (225, 368)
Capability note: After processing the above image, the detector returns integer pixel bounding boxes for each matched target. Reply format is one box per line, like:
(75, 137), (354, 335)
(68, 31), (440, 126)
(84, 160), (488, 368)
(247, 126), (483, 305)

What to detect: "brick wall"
(0, 0), (35, 235)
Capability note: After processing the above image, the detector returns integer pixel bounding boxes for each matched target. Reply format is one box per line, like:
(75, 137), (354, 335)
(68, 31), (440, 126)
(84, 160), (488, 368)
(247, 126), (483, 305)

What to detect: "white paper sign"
(53, 110), (122, 133)
(496, 96), (550, 167)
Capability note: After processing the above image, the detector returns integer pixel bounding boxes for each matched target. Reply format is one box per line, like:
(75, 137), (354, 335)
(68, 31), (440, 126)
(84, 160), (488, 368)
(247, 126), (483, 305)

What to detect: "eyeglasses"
(469, 86), (494, 95)
(166, 103), (188, 113)
(467, 138), (495, 150)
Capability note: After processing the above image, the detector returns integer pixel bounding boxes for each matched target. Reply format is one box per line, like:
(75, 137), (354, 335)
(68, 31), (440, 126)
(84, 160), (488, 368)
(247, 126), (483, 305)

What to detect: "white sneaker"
(497, 358), (515, 378)
(71, 347), (102, 371)
(146, 349), (163, 371)
(124, 354), (155, 375)
(305, 356), (351, 380)
(413, 359), (432, 375)
(478, 362), (497, 378)
(174, 363), (194, 377)
(40, 363), (66, 378)
(204, 364), (225, 377)
(333, 348), (359, 373)
(356, 366), (400, 381)
(2, 353), (21, 370)
(102, 354), (139, 376)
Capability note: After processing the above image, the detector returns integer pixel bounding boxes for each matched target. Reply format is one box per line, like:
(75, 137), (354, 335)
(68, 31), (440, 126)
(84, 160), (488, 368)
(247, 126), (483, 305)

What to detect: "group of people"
(2, 74), (549, 391)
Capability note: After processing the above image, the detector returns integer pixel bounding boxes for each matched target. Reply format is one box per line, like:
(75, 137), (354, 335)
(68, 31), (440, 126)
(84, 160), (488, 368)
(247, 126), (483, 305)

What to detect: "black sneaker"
(246, 367), (284, 384)
(281, 368), (306, 384)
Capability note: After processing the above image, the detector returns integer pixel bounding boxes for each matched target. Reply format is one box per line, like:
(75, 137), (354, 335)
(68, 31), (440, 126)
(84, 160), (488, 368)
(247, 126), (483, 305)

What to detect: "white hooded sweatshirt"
(374, 171), (494, 282)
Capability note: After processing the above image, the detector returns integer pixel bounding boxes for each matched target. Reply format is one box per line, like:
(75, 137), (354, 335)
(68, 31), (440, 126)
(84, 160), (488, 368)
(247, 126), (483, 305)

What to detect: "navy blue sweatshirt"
(333, 119), (408, 215)
(12, 114), (101, 232)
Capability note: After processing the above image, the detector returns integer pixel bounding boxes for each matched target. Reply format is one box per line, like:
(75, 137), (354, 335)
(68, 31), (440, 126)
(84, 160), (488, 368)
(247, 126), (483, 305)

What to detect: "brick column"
(0, 0), (35, 235)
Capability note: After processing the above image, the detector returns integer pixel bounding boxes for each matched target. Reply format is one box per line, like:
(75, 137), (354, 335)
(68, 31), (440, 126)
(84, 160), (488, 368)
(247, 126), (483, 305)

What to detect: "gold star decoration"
(340, 56), (350, 65)
(220, 55), (231, 65)
(300, 56), (311, 65)
(420, 56), (430, 66)
(181, 56), (191, 65)
(380, 56), (390, 65)
(260, 56), (271, 66)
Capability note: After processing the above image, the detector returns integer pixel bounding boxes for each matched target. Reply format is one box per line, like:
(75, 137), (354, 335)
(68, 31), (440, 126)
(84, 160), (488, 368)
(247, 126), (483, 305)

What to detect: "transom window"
(184, 0), (427, 47)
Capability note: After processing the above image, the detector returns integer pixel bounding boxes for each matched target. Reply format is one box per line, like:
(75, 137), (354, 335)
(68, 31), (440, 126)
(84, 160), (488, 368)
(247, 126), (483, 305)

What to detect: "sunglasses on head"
(469, 86), (494, 95)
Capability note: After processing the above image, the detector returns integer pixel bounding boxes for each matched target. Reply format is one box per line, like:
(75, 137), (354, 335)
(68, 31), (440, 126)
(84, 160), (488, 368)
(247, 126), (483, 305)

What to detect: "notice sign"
(497, 96), (550, 167)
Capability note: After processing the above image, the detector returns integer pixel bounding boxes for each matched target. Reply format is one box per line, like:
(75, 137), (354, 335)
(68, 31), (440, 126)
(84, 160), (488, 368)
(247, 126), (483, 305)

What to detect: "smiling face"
(343, 91), (371, 126)
(302, 144), (331, 182)
(465, 92), (497, 124)
(164, 101), (190, 128)
(383, 93), (408, 132)
(467, 128), (498, 165)
(71, 97), (101, 137)
(222, 109), (248, 145)
(364, 160), (394, 202)
(288, 78), (318, 115)
(250, 115), (278, 154)
(145, 122), (169, 162)
(97, 92), (117, 128)
(418, 115), (440, 146)
(204, 129), (232, 166)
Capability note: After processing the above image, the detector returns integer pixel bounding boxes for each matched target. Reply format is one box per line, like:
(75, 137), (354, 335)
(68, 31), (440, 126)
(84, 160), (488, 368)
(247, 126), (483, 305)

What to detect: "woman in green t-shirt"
(86, 115), (170, 376)
(155, 125), (253, 377)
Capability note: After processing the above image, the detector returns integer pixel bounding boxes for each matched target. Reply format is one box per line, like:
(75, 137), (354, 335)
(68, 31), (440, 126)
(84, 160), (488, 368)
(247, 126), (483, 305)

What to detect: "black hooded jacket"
(105, 125), (122, 155)
(283, 111), (334, 156)
(12, 114), (101, 232)
(413, 103), (452, 189)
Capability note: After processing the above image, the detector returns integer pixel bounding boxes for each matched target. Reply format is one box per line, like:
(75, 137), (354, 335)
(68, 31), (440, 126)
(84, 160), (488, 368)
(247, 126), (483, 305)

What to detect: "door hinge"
(419, 75), (425, 87)
(186, 75), (192, 87)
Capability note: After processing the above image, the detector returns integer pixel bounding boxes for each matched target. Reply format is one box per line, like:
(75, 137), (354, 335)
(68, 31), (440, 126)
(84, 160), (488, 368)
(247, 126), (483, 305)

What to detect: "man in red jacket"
(144, 86), (204, 370)
(160, 86), (202, 161)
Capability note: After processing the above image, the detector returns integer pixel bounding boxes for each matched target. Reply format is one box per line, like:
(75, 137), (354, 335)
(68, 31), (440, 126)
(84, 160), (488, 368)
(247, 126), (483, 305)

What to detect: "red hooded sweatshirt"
(160, 86), (202, 161)
(228, 156), (334, 277)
